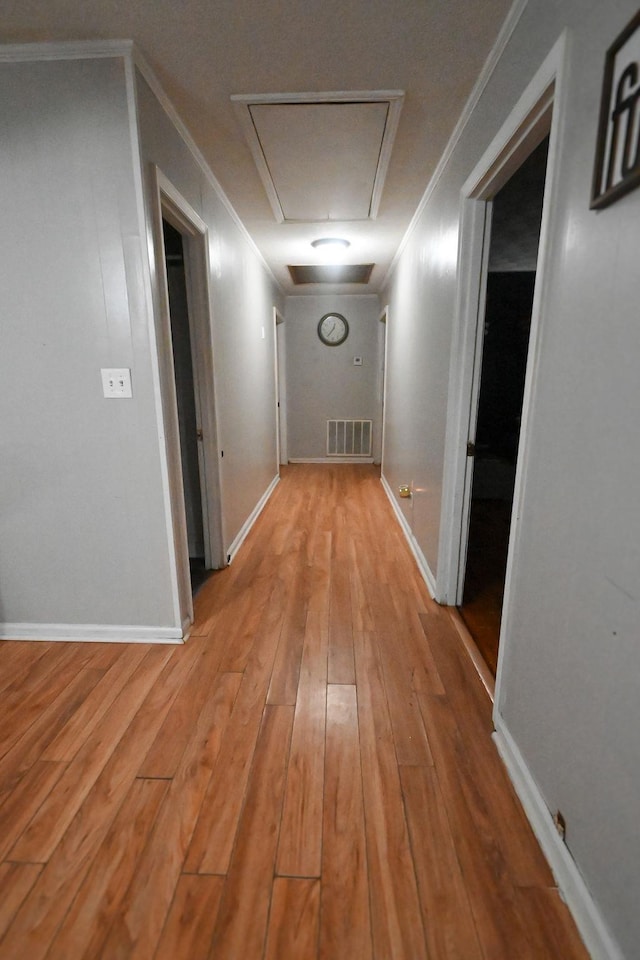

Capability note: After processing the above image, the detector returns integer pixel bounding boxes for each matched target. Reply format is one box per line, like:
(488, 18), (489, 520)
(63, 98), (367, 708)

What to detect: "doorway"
(274, 308), (287, 468)
(162, 219), (208, 593)
(152, 167), (225, 630)
(459, 137), (549, 675)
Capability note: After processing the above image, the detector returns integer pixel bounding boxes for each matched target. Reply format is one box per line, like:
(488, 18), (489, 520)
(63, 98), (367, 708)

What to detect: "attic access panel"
(288, 263), (375, 285)
(232, 91), (404, 222)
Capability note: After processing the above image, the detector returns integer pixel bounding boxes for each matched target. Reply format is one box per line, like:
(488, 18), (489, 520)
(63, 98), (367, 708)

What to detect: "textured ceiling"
(0, 0), (515, 294)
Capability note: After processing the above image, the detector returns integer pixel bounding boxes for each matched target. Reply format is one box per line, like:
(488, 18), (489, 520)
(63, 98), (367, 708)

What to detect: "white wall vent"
(327, 419), (372, 457)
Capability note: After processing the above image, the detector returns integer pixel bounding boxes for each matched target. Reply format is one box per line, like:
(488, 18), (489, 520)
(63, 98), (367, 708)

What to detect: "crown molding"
(0, 38), (283, 296)
(0, 39), (133, 61)
(131, 46), (284, 295)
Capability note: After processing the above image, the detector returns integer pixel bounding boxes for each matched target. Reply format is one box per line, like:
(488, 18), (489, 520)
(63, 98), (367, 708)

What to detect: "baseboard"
(493, 717), (623, 960)
(380, 474), (437, 599)
(287, 457), (375, 464)
(0, 623), (185, 644)
(226, 474), (280, 564)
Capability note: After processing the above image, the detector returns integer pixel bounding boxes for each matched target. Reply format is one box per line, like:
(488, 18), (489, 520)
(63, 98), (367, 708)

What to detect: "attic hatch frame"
(231, 90), (404, 223)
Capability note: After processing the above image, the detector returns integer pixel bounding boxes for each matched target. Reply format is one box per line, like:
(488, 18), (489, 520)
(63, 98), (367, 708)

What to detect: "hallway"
(0, 464), (587, 959)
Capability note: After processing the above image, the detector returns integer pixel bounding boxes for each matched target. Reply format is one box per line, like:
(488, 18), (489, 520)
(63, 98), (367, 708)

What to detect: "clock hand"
(328, 322), (336, 337)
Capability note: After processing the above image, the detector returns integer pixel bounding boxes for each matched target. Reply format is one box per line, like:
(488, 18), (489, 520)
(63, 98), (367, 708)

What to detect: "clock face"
(317, 312), (349, 346)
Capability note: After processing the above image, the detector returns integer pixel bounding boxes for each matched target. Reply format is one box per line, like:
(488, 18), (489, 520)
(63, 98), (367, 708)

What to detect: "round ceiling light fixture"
(311, 237), (350, 250)
(310, 237), (351, 262)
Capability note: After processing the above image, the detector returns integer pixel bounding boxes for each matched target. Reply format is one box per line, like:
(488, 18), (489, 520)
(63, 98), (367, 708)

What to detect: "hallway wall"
(0, 55), (175, 634)
(284, 295), (381, 461)
(382, 2), (640, 956)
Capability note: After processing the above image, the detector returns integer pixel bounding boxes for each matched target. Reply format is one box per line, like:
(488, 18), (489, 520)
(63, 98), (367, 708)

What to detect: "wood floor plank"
(276, 602), (327, 878)
(400, 764), (484, 960)
(184, 622), (285, 875)
(98, 672), (241, 959)
(137, 639), (227, 778)
(511, 886), (591, 960)
(7, 647), (173, 863)
(154, 875), (224, 960)
(327, 560), (355, 684)
(0, 863), (42, 941)
(354, 629), (429, 960)
(0, 760), (68, 861)
(417, 690), (535, 959)
(0, 648), (198, 960)
(419, 609), (553, 888)
(266, 544), (310, 705)
(216, 569), (276, 673)
(375, 630), (434, 766)
(41, 645), (150, 762)
(45, 778), (168, 960)
(208, 705), (294, 960)
(319, 684), (372, 960)
(0, 642), (52, 695)
(0, 644), (101, 760)
(264, 878), (320, 960)
(0, 667), (105, 805)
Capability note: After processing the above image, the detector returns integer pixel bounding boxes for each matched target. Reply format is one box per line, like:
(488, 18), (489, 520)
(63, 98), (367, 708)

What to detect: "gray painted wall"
(285, 295), (381, 461)
(382, 1), (640, 955)
(0, 57), (174, 630)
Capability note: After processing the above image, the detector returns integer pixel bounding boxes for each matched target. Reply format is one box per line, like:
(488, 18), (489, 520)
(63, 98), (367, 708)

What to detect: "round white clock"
(317, 312), (349, 346)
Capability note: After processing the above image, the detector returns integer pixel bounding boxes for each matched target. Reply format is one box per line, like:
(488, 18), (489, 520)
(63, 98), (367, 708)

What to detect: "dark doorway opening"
(459, 136), (549, 675)
(162, 219), (210, 595)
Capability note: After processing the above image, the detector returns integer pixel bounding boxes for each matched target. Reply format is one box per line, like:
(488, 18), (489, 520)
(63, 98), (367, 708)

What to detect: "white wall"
(382, 1), (640, 956)
(0, 55), (175, 635)
(285, 295), (381, 460)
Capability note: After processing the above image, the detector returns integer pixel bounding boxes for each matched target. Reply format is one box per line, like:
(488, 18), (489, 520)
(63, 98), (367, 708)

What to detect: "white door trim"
(437, 33), (568, 652)
(273, 306), (285, 470)
(378, 304), (389, 472)
(150, 165), (226, 626)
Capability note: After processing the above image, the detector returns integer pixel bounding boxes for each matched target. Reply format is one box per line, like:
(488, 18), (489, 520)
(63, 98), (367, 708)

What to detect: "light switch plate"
(101, 368), (132, 398)
(353, 356), (363, 366)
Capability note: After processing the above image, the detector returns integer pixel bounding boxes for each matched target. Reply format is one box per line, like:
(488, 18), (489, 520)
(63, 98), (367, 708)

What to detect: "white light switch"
(101, 368), (132, 398)
(353, 356), (363, 366)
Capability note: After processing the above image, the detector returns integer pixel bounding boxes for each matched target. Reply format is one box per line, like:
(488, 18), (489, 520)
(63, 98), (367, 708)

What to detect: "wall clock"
(317, 312), (349, 346)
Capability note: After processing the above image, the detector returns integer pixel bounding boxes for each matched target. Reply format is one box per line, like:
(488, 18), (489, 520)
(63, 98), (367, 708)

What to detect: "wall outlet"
(101, 368), (132, 398)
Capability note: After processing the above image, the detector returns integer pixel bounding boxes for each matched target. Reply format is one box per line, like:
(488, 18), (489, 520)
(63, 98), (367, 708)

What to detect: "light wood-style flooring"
(0, 464), (588, 959)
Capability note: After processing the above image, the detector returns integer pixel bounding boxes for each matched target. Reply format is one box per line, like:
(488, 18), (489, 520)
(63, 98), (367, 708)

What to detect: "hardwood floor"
(0, 464), (589, 959)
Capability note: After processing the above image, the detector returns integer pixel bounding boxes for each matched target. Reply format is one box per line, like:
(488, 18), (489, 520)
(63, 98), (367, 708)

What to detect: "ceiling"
(0, 0), (515, 295)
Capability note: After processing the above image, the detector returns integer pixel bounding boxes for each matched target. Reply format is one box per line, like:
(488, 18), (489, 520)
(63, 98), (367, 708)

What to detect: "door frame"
(437, 34), (567, 683)
(273, 306), (286, 470)
(378, 304), (389, 471)
(150, 165), (225, 629)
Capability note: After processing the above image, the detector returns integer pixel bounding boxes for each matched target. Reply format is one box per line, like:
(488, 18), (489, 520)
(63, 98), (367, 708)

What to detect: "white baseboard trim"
(380, 474), (437, 599)
(0, 623), (185, 644)
(493, 717), (623, 960)
(226, 474), (280, 564)
(287, 457), (375, 464)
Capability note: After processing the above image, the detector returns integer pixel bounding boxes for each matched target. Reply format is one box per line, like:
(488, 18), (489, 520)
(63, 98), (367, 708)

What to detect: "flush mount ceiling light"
(310, 237), (351, 263)
(311, 238), (350, 251)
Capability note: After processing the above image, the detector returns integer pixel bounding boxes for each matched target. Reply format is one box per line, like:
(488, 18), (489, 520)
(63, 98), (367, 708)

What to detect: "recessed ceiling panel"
(232, 92), (403, 223)
(288, 264), (375, 285)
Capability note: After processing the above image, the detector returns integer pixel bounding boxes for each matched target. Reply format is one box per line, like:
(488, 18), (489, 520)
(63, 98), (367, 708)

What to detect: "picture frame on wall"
(591, 9), (640, 210)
